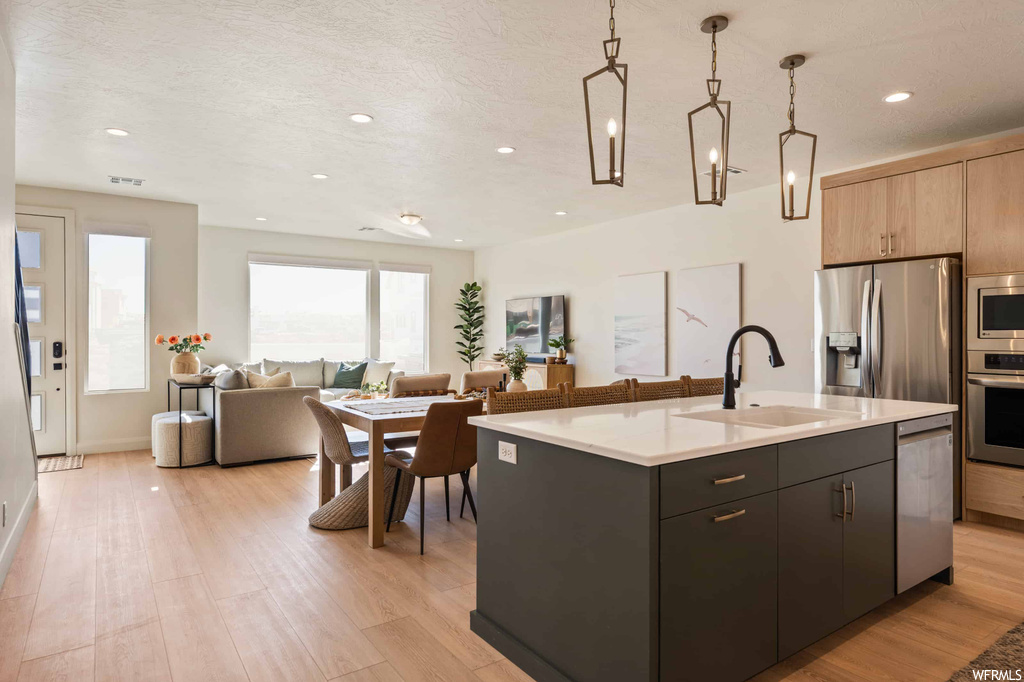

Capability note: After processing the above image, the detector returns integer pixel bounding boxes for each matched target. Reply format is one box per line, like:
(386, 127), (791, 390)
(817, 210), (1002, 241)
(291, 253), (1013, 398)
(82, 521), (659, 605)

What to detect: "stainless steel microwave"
(968, 274), (1024, 352)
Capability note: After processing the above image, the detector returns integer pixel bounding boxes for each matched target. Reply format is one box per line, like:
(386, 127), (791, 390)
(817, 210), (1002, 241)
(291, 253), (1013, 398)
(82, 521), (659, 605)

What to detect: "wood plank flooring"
(2, 449), (1023, 682)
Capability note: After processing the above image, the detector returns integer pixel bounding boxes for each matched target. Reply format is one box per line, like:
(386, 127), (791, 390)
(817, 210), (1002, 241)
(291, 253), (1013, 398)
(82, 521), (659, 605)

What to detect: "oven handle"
(968, 375), (1024, 388)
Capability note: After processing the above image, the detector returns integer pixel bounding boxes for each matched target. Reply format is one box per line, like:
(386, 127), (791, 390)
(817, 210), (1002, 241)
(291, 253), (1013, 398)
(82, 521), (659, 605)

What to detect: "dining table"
(321, 394), (483, 547)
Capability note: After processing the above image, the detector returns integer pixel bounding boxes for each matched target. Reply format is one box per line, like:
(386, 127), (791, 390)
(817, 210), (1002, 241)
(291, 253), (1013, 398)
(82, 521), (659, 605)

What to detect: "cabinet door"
(843, 461), (895, 622)
(887, 164), (963, 259)
(661, 492), (778, 682)
(967, 150), (1024, 275)
(522, 366), (546, 390)
(822, 179), (887, 265)
(778, 474), (845, 660)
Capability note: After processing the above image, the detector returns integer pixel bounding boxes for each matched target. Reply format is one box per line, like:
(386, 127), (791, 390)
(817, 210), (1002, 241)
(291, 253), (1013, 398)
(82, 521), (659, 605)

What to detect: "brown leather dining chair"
(385, 399), (482, 554)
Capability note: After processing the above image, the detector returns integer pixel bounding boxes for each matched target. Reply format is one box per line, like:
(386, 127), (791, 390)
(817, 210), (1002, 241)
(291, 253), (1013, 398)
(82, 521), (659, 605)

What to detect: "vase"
(506, 379), (527, 393)
(556, 349), (567, 360)
(170, 351), (200, 375)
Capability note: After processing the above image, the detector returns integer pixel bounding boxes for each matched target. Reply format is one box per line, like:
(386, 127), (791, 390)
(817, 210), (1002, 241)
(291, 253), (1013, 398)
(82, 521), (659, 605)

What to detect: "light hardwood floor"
(2, 450), (1023, 682)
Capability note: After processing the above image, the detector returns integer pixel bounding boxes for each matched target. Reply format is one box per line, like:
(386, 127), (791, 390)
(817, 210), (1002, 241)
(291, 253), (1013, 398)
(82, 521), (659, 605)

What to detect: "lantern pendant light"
(778, 55), (817, 221)
(688, 16), (731, 206)
(583, 0), (627, 187)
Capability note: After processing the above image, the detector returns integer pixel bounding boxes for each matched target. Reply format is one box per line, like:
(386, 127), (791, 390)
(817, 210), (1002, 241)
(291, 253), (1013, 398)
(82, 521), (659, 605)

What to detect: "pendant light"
(778, 55), (817, 221)
(582, 0), (627, 187)
(687, 16), (731, 206)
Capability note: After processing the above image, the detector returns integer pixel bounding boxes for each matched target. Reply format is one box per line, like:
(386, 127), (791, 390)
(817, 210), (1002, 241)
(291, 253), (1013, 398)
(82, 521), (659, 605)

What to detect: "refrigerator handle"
(861, 279), (872, 393)
(871, 278), (883, 393)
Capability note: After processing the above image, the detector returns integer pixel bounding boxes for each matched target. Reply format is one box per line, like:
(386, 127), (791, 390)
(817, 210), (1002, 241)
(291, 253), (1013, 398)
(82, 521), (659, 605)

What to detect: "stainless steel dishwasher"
(896, 413), (955, 594)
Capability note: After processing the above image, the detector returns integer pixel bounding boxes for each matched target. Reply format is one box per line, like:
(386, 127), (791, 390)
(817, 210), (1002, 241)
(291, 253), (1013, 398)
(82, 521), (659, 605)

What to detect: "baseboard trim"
(0, 479), (38, 589)
(76, 436), (151, 455)
(470, 610), (574, 682)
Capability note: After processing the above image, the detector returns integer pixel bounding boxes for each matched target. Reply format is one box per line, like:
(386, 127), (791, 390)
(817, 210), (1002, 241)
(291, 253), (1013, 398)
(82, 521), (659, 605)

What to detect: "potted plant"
(547, 335), (574, 364)
(361, 380), (389, 398)
(156, 332), (211, 375)
(454, 282), (485, 370)
(505, 345), (529, 393)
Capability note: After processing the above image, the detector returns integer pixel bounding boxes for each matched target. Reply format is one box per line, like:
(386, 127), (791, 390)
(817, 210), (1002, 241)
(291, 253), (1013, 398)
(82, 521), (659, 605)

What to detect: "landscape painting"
(614, 271), (667, 376)
(674, 263), (740, 377)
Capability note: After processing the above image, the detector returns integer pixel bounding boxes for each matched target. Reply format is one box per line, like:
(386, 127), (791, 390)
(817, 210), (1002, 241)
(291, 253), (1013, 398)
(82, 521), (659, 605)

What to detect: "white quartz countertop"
(468, 391), (957, 467)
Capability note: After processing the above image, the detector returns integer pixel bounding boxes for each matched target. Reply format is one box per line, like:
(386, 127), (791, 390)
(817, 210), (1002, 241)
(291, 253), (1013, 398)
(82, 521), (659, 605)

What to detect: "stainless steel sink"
(676, 405), (863, 429)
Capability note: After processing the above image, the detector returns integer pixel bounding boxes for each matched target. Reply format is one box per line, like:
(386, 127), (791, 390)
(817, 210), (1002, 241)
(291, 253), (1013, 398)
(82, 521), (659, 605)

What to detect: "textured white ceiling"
(9, 0), (1024, 248)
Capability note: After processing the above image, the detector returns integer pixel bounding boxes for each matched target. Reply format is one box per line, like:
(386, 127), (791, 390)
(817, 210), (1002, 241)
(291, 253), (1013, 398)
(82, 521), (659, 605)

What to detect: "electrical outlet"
(498, 441), (517, 464)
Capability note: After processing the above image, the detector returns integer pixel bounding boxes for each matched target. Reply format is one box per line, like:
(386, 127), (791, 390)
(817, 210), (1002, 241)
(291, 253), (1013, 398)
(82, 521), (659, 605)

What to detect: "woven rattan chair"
(486, 387), (568, 415)
(564, 382), (634, 408)
(688, 376), (726, 396)
(386, 400), (483, 554)
(630, 377), (693, 402)
(303, 397), (415, 530)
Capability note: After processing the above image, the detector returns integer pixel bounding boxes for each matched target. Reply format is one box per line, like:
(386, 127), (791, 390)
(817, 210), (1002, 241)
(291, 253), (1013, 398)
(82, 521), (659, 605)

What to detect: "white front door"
(17, 213), (67, 455)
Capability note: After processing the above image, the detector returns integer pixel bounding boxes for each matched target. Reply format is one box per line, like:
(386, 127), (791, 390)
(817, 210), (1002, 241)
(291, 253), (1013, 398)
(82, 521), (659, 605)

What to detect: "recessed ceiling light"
(555, 211), (567, 216)
(496, 146), (516, 154)
(884, 92), (913, 103)
(105, 128), (129, 136)
(255, 217), (267, 221)
(454, 238), (464, 243)
(311, 173), (329, 179)
(349, 113), (373, 123)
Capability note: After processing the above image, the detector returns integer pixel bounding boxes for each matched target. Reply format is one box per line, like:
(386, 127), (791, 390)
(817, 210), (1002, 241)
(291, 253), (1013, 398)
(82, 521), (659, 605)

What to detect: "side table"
(166, 379), (216, 468)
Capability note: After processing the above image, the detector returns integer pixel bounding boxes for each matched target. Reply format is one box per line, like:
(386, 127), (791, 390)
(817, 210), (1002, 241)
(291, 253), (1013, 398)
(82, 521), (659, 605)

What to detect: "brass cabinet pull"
(850, 481), (856, 521)
(835, 484), (847, 521)
(713, 509), (746, 523)
(712, 474), (746, 486)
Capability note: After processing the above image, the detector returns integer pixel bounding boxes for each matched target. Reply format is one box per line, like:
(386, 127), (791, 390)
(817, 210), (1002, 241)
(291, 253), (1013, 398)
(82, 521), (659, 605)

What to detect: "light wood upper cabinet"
(967, 150), (1024, 276)
(822, 178), (887, 265)
(886, 164), (963, 259)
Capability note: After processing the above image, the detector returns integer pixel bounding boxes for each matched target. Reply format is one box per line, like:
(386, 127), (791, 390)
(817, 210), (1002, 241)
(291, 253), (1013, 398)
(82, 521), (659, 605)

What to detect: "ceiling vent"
(700, 166), (746, 177)
(109, 175), (144, 186)
(358, 226), (382, 232)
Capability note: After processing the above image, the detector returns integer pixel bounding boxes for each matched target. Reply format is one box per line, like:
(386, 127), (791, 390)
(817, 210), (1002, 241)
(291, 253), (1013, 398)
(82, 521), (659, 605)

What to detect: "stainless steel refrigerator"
(814, 257), (962, 512)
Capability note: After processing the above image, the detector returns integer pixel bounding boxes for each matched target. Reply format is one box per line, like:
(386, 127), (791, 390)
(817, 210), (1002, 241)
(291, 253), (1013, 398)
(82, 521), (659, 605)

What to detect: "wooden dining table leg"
(367, 424), (386, 548)
(318, 436), (335, 507)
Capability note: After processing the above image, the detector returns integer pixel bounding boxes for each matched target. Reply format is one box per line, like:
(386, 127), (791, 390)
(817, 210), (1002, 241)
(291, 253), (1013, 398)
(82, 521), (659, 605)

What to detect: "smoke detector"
(109, 175), (144, 186)
(700, 166), (745, 177)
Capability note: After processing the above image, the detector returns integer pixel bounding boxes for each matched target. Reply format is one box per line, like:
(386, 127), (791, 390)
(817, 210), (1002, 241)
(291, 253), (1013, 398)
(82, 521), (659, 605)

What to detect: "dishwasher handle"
(898, 426), (953, 448)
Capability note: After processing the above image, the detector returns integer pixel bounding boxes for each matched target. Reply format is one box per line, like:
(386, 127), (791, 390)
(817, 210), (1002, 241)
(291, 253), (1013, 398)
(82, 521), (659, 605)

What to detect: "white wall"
(15, 185), (199, 453)
(0, 27), (40, 586)
(198, 225), (475, 380)
(475, 182), (822, 392)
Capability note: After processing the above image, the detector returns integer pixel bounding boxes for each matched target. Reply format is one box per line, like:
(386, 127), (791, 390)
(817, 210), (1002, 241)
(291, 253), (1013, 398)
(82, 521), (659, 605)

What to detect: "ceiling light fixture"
(688, 16), (731, 206)
(778, 54), (817, 222)
(454, 239), (464, 243)
(582, 0), (627, 187)
(256, 217), (267, 221)
(398, 213), (422, 226)
(555, 211), (567, 216)
(496, 146), (516, 154)
(311, 173), (329, 179)
(884, 91), (913, 103)
(349, 113), (373, 123)
(105, 128), (129, 136)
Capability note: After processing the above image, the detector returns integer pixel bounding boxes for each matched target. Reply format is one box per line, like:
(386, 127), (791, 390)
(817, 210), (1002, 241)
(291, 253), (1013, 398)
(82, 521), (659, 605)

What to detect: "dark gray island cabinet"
(470, 421), (943, 682)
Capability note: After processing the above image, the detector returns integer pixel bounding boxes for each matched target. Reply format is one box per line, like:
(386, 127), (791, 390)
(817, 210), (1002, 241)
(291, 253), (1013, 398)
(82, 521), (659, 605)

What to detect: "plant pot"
(170, 351), (200, 375)
(506, 379), (528, 393)
(545, 356), (556, 365)
(556, 349), (567, 360)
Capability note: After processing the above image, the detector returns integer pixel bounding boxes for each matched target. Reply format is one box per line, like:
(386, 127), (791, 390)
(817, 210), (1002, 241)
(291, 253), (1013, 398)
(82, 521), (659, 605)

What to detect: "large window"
(249, 258), (369, 361)
(87, 234), (149, 392)
(380, 266), (429, 373)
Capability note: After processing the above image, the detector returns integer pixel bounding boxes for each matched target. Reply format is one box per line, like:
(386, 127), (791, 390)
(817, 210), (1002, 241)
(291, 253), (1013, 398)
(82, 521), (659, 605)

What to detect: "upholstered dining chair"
(631, 377), (693, 402)
(563, 382), (634, 408)
(385, 399), (483, 554)
(459, 369), (506, 394)
(303, 396), (415, 530)
(688, 376), (726, 396)
(486, 387), (568, 415)
(389, 373), (454, 398)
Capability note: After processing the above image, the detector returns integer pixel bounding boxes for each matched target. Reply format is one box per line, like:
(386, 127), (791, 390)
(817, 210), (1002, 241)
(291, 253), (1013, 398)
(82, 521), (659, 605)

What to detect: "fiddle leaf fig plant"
(454, 282), (485, 370)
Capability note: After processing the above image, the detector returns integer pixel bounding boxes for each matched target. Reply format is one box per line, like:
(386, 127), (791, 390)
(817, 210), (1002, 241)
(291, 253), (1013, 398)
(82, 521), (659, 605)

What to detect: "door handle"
(712, 474), (746, 486)
(712, 509), (746, 523)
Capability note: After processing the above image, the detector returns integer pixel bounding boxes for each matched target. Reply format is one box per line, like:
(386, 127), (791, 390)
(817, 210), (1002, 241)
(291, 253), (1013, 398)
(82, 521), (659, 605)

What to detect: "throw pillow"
(215, 369), (248, 390)
(333, 361), (368, 389)
(245, 369), (294, 388)
(363, 359), (396, 386)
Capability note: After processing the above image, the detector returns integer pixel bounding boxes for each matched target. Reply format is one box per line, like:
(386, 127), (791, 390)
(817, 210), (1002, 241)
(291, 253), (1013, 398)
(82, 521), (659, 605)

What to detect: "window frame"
(83, 227), (152, 395)
(378, 262), (431, 375)
(247, 253), (373, 363)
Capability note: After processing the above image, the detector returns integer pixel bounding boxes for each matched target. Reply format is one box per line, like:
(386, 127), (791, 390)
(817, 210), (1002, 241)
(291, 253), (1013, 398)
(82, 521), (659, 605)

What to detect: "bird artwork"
(677, 307), (709, 328)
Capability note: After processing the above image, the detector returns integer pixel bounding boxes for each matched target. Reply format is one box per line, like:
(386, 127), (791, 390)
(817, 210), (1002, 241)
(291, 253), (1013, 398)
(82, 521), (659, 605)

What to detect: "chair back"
(486, 387), (567, 415)
(302, 396), (360, 466)
(688, 376), (726, 396)
(460, 369), (505, 394)
(390, 373), (453, 398)
(631, 377), (693, 402)
(405, 400), (484, 477)
(564, 382), (634, 408)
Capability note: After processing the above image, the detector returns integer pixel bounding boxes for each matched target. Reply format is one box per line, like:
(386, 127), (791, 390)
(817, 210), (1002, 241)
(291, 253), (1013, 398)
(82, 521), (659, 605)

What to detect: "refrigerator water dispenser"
(826, 331), (861, 387)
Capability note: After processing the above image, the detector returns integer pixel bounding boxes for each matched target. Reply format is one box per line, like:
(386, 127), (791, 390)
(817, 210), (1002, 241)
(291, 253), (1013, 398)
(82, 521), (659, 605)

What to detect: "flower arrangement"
(155, 332), (212, 354)
(505, 344), (528, 381)
(361, 380), (389, 395)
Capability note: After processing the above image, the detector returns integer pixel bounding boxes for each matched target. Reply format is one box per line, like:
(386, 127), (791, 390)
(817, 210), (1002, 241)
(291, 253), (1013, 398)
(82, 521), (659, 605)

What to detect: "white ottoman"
(154, 413), (213, 467)
(151, 410), (203, 457)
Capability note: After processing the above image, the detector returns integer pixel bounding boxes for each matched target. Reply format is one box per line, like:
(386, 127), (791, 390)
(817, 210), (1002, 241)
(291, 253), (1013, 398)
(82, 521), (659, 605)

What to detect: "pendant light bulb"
(709, 147), (719, 164)
(787, 170), (796, 185)
(607, 118), (617, 136)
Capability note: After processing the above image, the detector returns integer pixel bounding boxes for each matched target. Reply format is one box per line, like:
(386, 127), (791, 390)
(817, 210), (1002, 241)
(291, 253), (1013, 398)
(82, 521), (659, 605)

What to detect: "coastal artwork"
(674, 263), (740, 376)
(614, 271), (667, 376)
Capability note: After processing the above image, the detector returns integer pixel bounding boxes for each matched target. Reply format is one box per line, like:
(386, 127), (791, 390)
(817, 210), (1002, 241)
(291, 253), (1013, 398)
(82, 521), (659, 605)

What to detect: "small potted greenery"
(504, 344), (529, 393)
(547, 335), (574, 364)
(361, 380), (389, 398)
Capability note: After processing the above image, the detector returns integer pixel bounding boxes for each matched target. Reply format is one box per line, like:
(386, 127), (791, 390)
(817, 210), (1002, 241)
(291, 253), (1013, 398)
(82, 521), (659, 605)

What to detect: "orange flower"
(154, 334), (165, 345)
(191, 334), (203, 344)
(202, 333), (212, 341)
(167, 335), (179, 345)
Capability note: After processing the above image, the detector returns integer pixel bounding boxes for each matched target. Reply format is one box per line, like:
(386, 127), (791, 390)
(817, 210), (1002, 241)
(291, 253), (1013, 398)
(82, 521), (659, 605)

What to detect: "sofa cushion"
(364, 359), (396, 386)
(263, 358), (324, 388)
(235, 361), (262, 374)
(324, 360), (344, 388)
(246, 369), (295, 389)
(319, 387), (360, 402)
(215, 369), (249, 390)
(333, 361), (368, 389)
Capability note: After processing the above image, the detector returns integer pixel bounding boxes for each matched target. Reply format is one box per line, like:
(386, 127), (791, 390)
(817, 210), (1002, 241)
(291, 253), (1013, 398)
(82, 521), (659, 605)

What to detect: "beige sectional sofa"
(199, 358), (404, 466)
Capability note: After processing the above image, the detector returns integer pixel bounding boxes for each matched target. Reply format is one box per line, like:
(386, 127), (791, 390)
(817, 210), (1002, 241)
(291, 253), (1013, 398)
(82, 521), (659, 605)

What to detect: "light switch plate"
(498, 441), (517, 464)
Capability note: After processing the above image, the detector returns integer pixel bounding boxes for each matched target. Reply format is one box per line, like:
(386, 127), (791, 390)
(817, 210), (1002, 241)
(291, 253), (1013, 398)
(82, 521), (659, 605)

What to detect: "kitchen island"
(467, 390), (957, 682)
